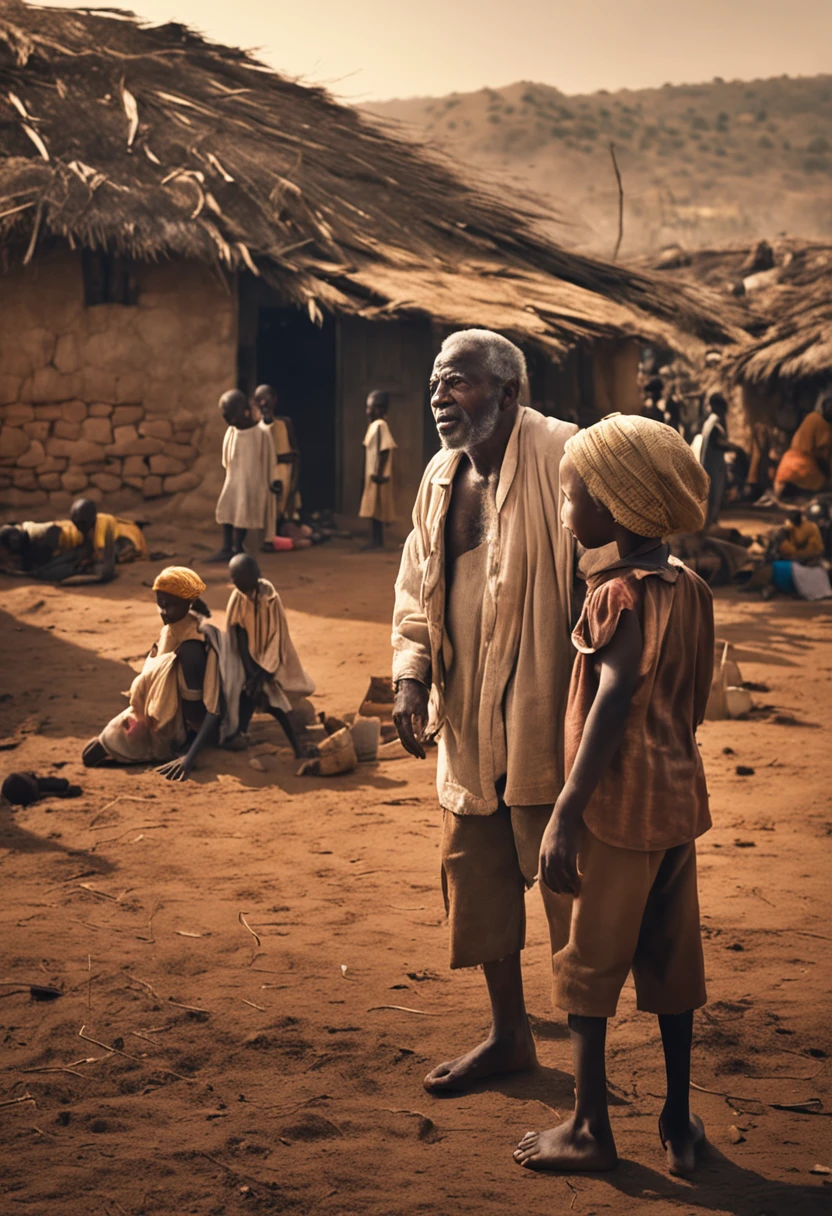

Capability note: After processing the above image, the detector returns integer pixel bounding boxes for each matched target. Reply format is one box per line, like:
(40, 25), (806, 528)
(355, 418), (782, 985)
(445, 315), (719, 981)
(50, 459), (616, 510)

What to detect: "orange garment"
(774, 412), (832, 492)
(565, 556), (714, 852)
(779, 519), (824, 561)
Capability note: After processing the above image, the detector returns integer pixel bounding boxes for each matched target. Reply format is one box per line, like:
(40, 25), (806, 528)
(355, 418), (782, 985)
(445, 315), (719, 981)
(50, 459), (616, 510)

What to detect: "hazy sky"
(46, 0), (832, 100)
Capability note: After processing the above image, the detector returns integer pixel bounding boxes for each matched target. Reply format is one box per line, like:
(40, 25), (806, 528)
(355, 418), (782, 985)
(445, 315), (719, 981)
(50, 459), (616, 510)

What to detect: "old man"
(392, 329), (577, 1093)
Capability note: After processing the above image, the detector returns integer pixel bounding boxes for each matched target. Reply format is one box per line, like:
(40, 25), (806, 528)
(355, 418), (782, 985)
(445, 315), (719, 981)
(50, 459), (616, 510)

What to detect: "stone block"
(89, 403), (113, 417)
(0, 375), (22, 405)
(85, 486), (103, 504)
(29, 366), (82, 404)
(107, 437), (164, 458)
(82, 368), (118, 402)
(61, 469), (89, 493)
(0, 426), (29, 460)
(49, 490), (73, 512)
(112, 424), (138, 447)
(36, 455), (67, 474)
(53, 333), (80, 374)
(81, 417), (113, 446)
(0, 473), (11, 489)
(46, 438), (107, 464)
(163, 471), (201, 494)
(53, 420), (82, 441)
(3, 487), (47, 508)
(33, 404), (63, 421)
(172, 408), (199, 428)
(23, 420), (51, 442)
(61, 400), (88, 423)
(142, 475), (164, 498)
(172, 429), (196, 445)
(3, 403), (35, 425)
(17, 440), (46, 469)
(123, 475), (145, 491)
(90, 472), (122, 493)
(111, 405), (144, 428)
(19, 327), (56, 369)
(116, 372), (146, 404)
(162, 441), (197, 462)
(139, 418), (173, 441)
(38, 473), (62, 491)
(149, 454), (185, 476)
(135, 309), (180, 350)
(122, 455), (149, 478)
(12, 469), (37, 489)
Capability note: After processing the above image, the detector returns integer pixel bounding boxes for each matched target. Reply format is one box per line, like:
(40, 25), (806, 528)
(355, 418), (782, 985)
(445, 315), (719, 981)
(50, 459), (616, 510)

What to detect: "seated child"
(514, 414), (714, 1179)
(211, 390), (278, 562)
(225, 554), (315, 758)
(83, 567), (220, 782)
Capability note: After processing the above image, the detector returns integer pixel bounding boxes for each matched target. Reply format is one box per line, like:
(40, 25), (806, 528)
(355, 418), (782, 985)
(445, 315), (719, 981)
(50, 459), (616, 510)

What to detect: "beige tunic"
(392, 406), (577, 815)
(216, 424), (276, 530)
(359, 418), (397, 523)
(98, 613), (219, 763)
(226, 578), (315, 711)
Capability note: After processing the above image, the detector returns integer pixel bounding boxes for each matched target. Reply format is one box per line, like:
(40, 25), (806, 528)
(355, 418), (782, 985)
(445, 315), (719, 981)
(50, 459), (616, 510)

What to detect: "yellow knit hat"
(565, 414), (709, 537)
(152, 566), (207, 601)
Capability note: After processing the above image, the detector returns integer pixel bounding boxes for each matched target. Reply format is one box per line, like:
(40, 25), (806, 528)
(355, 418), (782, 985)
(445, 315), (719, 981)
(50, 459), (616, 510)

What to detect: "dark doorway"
(256, 308), (338, 511)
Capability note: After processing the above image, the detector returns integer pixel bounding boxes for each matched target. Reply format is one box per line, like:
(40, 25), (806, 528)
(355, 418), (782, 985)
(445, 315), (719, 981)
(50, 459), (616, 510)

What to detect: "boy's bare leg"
(232, 527), (248, 555)
(514, 1014), (617, 1171)
(658, 1010), (705, 1176)
(424, 951), (536, 1094)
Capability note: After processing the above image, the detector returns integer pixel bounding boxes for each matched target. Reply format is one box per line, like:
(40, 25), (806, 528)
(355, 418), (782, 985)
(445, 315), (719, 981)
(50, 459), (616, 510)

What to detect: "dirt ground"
(1, 520), (830, 1216)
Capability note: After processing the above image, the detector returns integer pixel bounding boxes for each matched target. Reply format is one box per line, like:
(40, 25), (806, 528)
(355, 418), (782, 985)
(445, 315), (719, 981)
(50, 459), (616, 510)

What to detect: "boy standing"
(211, 390), (277, 561)
(359, 390), (396, 549)
(514, 414), (714, 1179)
(225, 554), (315, 757)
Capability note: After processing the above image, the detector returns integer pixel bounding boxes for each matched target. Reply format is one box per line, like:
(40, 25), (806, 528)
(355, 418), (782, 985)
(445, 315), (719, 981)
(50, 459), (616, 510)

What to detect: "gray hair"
(440, 329), (528, 394)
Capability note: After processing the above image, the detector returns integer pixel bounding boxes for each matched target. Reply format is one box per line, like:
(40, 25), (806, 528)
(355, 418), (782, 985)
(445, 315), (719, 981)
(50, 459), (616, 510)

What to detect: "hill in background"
(365, 75), (832, 255)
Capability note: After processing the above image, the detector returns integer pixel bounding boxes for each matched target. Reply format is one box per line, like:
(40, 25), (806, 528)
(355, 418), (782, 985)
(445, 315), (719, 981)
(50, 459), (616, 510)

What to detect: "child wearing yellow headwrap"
(82, 567), (219, 780)
(514, 416), (714, 1181)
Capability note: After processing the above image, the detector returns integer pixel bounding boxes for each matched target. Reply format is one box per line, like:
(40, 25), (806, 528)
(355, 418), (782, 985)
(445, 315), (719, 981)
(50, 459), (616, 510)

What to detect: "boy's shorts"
(540, 829), (707, 1018)
(440, 802), (551, 969)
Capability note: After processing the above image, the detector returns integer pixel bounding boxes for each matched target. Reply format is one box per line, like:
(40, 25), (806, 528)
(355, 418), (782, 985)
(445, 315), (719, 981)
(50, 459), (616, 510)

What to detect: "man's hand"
(393, 678), (429, 759)
(156, 756), (193, 782)
(538, 802), (583, 895)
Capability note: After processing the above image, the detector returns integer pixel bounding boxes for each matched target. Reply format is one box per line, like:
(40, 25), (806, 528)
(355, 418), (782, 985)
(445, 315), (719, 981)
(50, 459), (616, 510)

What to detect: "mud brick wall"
(0, 250), (236, 518)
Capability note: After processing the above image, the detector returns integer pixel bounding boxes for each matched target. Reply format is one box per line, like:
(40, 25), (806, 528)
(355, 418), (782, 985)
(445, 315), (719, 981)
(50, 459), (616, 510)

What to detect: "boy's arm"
(372, 448), (391, 483)
(540, 608), (643, 894)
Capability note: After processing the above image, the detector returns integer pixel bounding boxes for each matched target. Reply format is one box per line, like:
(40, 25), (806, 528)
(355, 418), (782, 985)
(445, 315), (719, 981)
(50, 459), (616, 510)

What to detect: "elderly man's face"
(429, 347), (508, 451)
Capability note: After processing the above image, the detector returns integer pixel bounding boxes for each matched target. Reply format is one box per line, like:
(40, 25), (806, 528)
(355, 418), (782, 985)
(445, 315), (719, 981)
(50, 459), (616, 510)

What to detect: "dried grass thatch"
(0, 2), (740, 358)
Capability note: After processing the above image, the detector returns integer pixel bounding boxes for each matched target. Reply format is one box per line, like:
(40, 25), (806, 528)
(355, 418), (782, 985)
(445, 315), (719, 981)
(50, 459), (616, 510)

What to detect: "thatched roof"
(0, 2), (740, 358)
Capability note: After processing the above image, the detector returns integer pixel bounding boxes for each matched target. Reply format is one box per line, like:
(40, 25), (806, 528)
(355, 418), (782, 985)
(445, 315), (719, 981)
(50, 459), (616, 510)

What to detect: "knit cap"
(565, 413), (709, 537)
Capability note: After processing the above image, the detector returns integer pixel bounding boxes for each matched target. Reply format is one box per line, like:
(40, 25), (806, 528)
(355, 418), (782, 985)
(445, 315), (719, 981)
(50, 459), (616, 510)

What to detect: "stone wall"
(0, 250), (236, 518)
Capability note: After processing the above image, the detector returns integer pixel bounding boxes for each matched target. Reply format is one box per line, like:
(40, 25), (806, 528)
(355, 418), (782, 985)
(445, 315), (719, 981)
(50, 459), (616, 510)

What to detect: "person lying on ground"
(82, 567), (220, 781)
(2, 772), (83, 806)
(359, 390), (397, 550)
(777, 509), (824, 562)
(210, 390), (279, 562)
(392, 328), (577, 1095)
(0, 505), (147, 581)
(514, 414), (713, 1180)
(224, 554), (315, 758)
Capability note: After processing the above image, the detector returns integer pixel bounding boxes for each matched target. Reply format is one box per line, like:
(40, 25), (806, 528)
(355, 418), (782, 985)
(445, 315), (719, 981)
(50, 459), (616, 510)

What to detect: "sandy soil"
(0, 523), (830, 1216)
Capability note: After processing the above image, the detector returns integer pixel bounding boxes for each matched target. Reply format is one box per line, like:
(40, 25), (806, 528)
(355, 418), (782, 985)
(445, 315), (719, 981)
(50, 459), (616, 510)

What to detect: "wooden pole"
(609, 142), (624, 261)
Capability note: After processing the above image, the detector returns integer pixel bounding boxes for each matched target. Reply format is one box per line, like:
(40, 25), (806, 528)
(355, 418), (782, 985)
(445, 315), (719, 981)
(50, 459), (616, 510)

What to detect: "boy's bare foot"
(513, 1115), (618, 1172)
(659, 1112), (706, 1177)
(424, 1025), (536, 1094)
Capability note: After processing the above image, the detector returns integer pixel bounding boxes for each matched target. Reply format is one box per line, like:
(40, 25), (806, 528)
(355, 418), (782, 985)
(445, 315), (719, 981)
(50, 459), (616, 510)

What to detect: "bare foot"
(424, 1025), (536, 1094)
(513, 1115), (618, 1172)
(205, 550), (233, 564)
(659, 1112), (706, 1177)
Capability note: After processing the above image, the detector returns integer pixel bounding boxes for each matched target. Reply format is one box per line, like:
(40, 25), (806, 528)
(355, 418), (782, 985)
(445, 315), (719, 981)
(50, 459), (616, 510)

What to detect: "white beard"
(440, 391), (502, 451)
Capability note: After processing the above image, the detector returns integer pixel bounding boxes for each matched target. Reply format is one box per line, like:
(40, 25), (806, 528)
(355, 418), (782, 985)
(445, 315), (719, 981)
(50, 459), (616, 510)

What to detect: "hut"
(0, 2), (738, 521)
